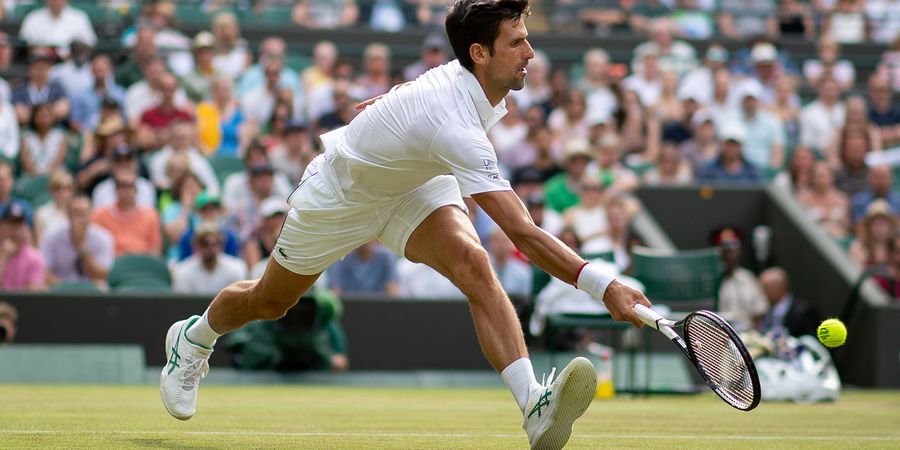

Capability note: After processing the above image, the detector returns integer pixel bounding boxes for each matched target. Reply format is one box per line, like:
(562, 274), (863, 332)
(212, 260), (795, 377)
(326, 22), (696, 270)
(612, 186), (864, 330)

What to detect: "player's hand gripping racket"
(633, 304), (761, 411)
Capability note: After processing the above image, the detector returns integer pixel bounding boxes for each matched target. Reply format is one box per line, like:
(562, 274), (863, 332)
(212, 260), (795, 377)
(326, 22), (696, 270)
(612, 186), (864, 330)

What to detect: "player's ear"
(470, 43), (489, 67)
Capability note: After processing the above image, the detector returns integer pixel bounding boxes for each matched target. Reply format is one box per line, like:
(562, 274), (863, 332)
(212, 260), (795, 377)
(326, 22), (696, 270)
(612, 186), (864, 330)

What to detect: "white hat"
(586, 108), (611, 127)
(751, 43), (778, 64)
(691, 109), (714, 127)
(718, 123), (747, 144)
(259, 197), (290, 218)
(739, 80), (764, 100)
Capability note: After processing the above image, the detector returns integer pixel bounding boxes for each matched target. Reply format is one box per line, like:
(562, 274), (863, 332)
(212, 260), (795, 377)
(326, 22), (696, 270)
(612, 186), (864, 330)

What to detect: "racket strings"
(686, 315), (756, 410)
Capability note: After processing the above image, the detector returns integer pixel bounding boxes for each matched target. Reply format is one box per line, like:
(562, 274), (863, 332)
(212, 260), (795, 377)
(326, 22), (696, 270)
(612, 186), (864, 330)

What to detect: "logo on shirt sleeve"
(482, 159), (497, 171)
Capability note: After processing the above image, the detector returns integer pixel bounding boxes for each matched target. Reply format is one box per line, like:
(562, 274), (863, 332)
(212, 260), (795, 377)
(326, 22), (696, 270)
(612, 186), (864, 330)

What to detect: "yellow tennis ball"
(817, 318), (847, 348)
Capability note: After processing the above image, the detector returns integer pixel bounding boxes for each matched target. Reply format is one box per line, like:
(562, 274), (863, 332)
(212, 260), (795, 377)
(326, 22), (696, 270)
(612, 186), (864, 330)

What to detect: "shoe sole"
(160, 320), (192, 421)
(532, 357), (596, 450)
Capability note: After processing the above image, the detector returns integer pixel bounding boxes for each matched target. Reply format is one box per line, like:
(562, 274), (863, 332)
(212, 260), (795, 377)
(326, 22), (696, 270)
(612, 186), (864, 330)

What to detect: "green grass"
(0, 385), (898, 449)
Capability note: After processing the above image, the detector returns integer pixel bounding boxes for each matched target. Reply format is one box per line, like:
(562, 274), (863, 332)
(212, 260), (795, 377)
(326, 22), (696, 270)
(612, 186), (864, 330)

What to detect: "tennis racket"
(633, 304), (761, 411)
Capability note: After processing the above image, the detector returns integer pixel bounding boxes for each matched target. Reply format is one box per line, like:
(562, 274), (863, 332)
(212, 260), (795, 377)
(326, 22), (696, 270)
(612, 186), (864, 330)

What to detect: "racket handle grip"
(633, 304), (664, 330)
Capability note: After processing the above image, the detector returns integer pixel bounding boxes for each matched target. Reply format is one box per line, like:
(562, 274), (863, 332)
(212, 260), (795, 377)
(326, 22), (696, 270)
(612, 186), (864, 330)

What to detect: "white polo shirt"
(19, 6), (97, 48)
(313, 60), (512, 204)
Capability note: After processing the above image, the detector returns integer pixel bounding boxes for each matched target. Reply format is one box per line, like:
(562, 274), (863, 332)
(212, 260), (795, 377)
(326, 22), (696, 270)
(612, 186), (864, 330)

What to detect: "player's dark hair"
(445, 0), (531, 72)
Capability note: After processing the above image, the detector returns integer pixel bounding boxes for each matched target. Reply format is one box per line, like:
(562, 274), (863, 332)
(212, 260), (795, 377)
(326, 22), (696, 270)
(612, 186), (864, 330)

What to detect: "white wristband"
(575, 263), (617, 300)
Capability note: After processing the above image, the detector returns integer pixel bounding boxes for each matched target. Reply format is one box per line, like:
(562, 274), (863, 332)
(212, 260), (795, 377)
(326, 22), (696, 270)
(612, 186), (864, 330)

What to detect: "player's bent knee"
(447, 244), (493, 287)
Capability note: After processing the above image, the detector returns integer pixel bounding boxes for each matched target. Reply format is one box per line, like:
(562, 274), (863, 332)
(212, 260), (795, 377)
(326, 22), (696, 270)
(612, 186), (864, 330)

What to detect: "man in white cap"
(173, 221), (248, 295)
(697, 123), (763, 183)
(727, 80), (786, 171)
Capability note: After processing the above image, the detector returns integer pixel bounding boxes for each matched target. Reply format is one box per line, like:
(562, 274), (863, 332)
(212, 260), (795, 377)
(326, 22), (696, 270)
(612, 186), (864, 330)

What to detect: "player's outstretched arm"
(471, 190), (650, 327)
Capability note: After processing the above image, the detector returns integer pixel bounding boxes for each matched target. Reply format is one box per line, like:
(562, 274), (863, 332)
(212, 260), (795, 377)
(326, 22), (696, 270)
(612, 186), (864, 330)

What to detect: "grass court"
(1, 385), (898, 449)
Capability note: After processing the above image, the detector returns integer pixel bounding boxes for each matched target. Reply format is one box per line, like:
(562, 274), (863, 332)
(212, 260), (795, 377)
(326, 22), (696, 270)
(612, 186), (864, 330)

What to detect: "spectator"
(0, 161), (33, 227)
(839, 96), (882, 157)
(757, 267), (821, 337)
(161, 171), (203, 262)
(90, 170), (162, 256)
(735, 43), (783, 106)
(414, 0), (452, 28)
(396, 257), (466, 299)
(315, 79), (360, 135)
(867, 74), (900, 149)
(0, 31), (10, 76)
(797, 161), (851, 239)
(137, 73), (194, 150)
(509, 127), (562, 183)
(180, 31), (217, 102)
(41, 194), (114, 287)
(850, 165), (900, 225)
(524, 192), (564, 239)
(306, 60), (354, 128)
(236, 36), (302, 101)
(354, 43), (392, 100)
(631, 18), (697, 78)
(630, 0), (672, 33)
(486, 226), (531, 298)
(35, 169), (74, 242)
(605, 196), (638, 272)
(241, 57), (288, 126)
(575, 49), (618, 120)
(90, 144), (157, 210)
(589, 133), (639, 197)
(270, 120), (315, 185)
(19, 0), (97, 50)
(327, 241), (399, 297)
(834, 129), (872, 198)
(68, 54), (126, 132)
(697, 125), (763, 184)
(227, 162), (279, 239)
(19, 103), (68, 175)
(849, 199), (899, 271)
(49, 40), (94, 99)
(242, 197), (289, 273)
(773, 146), (816, 196)
(123, 56), (189, 124)
(149, 120), (219, 194)
(489, 97), (528, 166)
(0, 87), (17, 160)
(177, 192), (241, 262)
(131, 1), (191, 76)
(544, 139), (593, 213)
(717, 0), (778, 40)
(12, 52), (69, 125)
(622, 52), (662, 108)
(873, 232), (900, 300)
(799, 77), (846, 155)
(867, 0), (900, 44)
(563, 175), (610, 255)
(728, 81), (786, 171)
(210, 12), (251, 80)
(803, 38), (856, 92)
(680, 109), (718, 172)
(643, 141), (693, 186)
(197, 76), (253, 157)
(768, 76), (801, 147)
(223, 291), (348, 371)
(403, 33), (449, 82)
(222, 141), (293, 219)
(547, 89), (589, 150)
(115, 27), (158, 89)
(0, 301), (17, 343)
(173, 221), (247, 295)
(655, 70), (685, 123)
(0, 204), (45, 291)
(713, 227), (768, 332)
(292, 0), (359, 29)
(823, 0), (866, 44)
(678, 44), (729, 107)
(301, 41), (338, 95)
(77, 118), (132, 196)
(670, 0), (714, 40)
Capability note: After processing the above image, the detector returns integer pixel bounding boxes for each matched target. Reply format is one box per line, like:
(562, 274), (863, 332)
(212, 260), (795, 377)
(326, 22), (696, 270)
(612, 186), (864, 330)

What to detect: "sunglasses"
(115, 182), (136, 189)
(199, 239), (222, 248)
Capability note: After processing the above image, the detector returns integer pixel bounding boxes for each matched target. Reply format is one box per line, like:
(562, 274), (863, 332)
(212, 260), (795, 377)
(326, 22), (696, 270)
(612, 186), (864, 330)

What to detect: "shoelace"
(540, 367), (557, 388)
(178, 357), (209, 389)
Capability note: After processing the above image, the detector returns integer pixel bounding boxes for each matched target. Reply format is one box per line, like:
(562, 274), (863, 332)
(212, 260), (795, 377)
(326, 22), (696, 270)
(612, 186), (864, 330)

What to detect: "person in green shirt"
(224, 288), (349, 371)
(544, 138), (593, 213)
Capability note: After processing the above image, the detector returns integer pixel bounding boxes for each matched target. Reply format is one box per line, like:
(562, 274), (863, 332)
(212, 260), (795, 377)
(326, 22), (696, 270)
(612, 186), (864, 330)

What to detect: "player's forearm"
(510, 225), (585, 285)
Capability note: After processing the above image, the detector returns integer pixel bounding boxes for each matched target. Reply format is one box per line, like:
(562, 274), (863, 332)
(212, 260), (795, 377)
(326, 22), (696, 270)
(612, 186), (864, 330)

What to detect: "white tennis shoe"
(160, 316), (212, 420)
(522, 357), (596, 450)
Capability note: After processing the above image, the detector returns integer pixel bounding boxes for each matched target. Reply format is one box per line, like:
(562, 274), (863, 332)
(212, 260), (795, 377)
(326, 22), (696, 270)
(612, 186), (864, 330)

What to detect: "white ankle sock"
(501, 358), (541, 413)
(185, 310), (221, 349)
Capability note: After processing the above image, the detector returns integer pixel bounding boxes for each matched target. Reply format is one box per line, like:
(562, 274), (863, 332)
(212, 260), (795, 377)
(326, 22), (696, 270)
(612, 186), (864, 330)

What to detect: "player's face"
(485, 18), (534, 93)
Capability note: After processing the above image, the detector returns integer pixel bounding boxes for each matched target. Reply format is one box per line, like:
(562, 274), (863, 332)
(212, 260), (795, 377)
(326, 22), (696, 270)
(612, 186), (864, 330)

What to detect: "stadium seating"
(13, 174), (51, 209)
(49, 280), (104, 294)
(107, 254), (172, 290)
(208, 154), (245, 185)
(631, 246), (721, 311)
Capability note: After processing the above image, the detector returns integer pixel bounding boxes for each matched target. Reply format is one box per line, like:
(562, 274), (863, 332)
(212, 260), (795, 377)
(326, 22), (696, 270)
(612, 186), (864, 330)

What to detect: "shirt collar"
(458, 63), (507, 131)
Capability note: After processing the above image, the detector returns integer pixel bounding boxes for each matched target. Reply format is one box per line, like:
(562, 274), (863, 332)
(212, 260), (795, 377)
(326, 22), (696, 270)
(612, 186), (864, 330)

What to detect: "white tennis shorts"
(271, 157), (467, 275)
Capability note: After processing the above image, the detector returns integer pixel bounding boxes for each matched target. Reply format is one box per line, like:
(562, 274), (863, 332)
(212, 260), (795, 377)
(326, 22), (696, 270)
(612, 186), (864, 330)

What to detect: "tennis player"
(161, 0), (651, 447)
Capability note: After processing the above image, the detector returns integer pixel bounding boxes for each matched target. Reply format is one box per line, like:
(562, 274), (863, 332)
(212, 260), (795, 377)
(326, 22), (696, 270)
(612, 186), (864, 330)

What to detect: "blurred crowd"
(0, 0), (896, 308)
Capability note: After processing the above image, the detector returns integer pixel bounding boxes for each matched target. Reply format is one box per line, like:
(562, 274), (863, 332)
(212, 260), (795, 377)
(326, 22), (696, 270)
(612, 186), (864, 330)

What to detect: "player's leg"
(403, 204), (527, 372)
